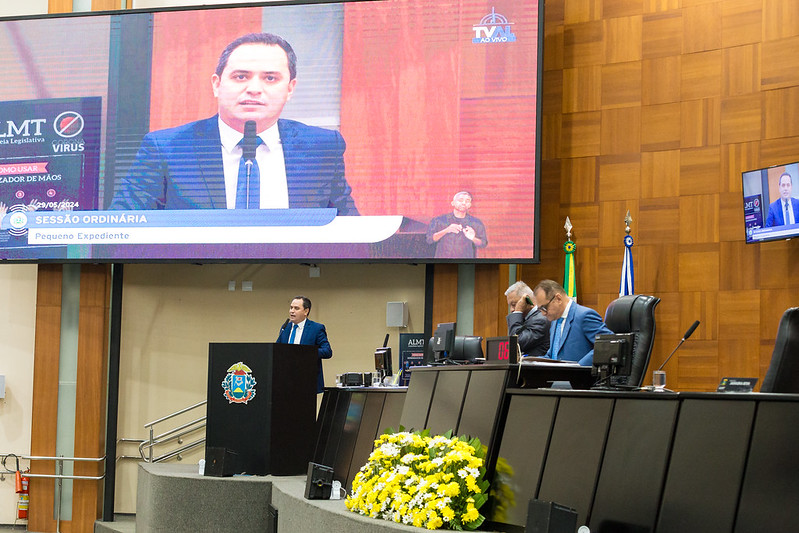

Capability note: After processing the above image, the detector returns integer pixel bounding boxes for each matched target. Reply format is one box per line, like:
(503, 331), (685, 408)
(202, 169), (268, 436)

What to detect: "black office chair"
(761, 307), (799, 393)
(603, 294), (660, 387)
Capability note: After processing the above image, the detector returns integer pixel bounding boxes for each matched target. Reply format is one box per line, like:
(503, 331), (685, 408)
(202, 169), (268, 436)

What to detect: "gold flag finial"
(564, 216), (573, 240)
(624, 210), (632, 235)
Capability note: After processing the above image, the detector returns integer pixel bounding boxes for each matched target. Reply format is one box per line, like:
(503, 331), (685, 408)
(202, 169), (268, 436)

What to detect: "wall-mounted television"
(0, 0), (543, 263)
(742, 161), (799, 244)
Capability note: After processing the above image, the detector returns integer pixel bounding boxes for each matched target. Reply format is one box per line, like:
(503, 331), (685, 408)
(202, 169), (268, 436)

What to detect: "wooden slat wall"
(434, 0), (799, 392)
(29, 265), (112, 533)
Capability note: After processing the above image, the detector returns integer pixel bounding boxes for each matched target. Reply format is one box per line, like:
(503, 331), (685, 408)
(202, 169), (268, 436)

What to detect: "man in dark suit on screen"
(765, 171), (799, 227)
(109, 32), (357, 215)
(533, 279), (613, 367)
(504, 281), (550, 357)
(276, 296), (332, 394)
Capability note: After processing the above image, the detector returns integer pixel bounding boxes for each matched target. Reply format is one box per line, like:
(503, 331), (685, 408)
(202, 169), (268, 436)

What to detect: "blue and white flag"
(619, 234), (634, 296)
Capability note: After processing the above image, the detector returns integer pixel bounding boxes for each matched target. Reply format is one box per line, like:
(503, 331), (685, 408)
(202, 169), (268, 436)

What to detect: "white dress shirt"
(218, 118), (290, 209)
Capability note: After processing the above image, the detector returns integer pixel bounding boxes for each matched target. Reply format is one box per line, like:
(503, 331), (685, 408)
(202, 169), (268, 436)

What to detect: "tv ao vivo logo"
(473, 7), (516, 44)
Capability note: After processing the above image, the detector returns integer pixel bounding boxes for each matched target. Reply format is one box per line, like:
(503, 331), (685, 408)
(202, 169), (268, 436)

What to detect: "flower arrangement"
(345, 428), (489, 530)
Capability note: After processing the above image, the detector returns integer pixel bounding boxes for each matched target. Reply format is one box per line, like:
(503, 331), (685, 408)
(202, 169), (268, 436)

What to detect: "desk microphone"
(382, 333), (389, 348)
(658, 320), (700, 371)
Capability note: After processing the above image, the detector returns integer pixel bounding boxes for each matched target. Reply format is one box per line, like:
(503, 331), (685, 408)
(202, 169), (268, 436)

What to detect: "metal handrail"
(139, 419), (206, 462)
(132, 400), (208, 463)
(143, 400), (207, 429)
(0, 454), (105, 533)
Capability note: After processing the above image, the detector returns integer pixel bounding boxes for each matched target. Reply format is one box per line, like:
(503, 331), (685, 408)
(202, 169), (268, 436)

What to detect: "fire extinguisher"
(13, 456), (29, 520)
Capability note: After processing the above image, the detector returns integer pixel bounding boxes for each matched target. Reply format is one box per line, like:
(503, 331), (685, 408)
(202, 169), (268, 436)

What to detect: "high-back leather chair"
(761, 307), (799, 393)
(603, 294), (661, 387)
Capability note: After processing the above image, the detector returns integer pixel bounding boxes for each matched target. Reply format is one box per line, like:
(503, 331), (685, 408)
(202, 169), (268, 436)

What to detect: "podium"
(205, 342), (317, 476)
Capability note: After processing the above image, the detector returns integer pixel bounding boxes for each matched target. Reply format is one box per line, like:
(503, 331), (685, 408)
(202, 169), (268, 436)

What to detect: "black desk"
(515, 361), (595, 389)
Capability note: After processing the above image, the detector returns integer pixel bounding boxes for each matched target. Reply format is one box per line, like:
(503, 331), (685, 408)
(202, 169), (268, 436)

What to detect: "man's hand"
(446, 223), (463, 234)
(514, 297), (527, 312)
(463, 225), (476, 240)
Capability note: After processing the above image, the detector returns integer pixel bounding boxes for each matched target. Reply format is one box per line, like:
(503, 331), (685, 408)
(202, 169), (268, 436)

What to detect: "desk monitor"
(431, 322), (456, 361)
(451, 335), (484, 362)
(592, 333), (635, 387)
(485, 335), (520, 364)
(374, 347), (393, 377)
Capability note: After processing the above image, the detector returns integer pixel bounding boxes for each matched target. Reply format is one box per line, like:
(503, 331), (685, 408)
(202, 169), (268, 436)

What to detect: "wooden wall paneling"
(642, 11), (683, 59)
(762, 0), (799, 42)
(677, 245), (721, 292)
(638, 196), (680, 244)
(678, 194), (720, 244)
(681, 50), (722, 101)
(641, 103), (681, 152)
(600, 106), (642, 155)
(673, 339), (720, 390)
(560, 157), (598, 204)
(644, 0), (680, 14)
(574, 246), (600, 307)
(601, 61), (642, 109)
(759, 135), (799, 167)
(431, 264), (458, 329)
(543, 24), (565, 71)
(563, 20), (606, 68)
(682, 3), (722, 54)
(71, 265), (111, 531)
(598, 196), (639, 247)
(646, 290), (680, 374)
(679, 146), (722, 196)
(680, 97), (721, 148)
(92, 0), (122, 10)
(721, 0), (762, 48)
(473, 264), (505, 341)
(29, 265), (62, 533)
(721, 141), (759, 193)
(719, 240), (759, 291)
(563, 205), (601, 249)
(48, 0), (72, 13)
(541, 113), (563, 161)
(759, 36), (799, 90)
(543, 70), (566, 115)
(639, 151), (681, 202)
(637, 243), (680, 294)
(564, 0), (602, 25)
(719, 93), (763, 144)
(642, 56), (681, 105)
(605, 16), (643, 64)
(718, 192), (748, 243)
(603, 0), (644, 19)
(563, 66), (602, 113)
(718, 290), (761, 379)
(598, 154), (642, 204)
(763, 86), (799, 139)
(722, 44), (760, 97)
(560, 111), (602, 158)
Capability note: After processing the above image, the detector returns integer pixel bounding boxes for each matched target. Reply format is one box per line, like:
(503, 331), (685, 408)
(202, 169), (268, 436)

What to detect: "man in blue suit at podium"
(532, 279), (613, 367)
(276, 296), (332, 393)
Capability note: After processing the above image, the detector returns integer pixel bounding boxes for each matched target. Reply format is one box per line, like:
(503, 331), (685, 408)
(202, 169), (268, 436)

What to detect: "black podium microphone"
(242, 120), (257, 161)
(658, 320), (700, 371)
(279, 318), (290, 332)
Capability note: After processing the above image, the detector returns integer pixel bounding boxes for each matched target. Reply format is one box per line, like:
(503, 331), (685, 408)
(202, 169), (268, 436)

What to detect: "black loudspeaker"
(204, 446), (240, 477)
(304, 462), (334, 500)
(525, 499), (578, 533)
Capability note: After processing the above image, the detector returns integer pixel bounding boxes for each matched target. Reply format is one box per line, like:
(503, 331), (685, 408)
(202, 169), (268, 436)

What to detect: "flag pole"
(620, 210), (634, 297)
(563, 216), (576, 301)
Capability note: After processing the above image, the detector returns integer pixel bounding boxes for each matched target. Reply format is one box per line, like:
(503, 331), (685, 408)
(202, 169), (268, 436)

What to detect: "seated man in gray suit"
(505, 281), (550, 357)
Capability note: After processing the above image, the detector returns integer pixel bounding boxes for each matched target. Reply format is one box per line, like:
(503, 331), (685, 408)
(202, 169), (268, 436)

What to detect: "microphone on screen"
(657, 320), (700, 371)
(242, 120), (257, 162)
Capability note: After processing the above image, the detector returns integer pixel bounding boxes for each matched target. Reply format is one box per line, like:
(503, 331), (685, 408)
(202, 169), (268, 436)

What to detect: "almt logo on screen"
(53, 111), (84, 138)
(472, 7), (516, 44)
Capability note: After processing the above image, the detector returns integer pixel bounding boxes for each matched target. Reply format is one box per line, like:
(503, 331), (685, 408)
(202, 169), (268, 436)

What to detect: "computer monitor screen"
(374, 347), (393, 377)
(592, 333), (635, 378)
(742, 161), (799, 244)
(451, 335), (484, 361)
(431, 322), (456, 360)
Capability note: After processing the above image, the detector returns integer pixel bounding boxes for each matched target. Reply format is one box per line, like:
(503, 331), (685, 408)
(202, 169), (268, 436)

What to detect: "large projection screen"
(0, 0), (542, 263)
